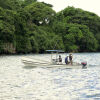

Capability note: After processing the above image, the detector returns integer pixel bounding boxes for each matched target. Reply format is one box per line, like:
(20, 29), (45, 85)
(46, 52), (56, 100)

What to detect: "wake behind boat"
(21, 50), (87, 69)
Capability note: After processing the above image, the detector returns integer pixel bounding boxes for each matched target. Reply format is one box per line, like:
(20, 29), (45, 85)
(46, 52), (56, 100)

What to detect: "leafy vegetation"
(0, 1), (100, 54)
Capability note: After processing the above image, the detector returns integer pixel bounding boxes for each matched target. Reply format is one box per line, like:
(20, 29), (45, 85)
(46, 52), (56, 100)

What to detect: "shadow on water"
(23, 66), (37, 69)
(88, 65), (100, 68)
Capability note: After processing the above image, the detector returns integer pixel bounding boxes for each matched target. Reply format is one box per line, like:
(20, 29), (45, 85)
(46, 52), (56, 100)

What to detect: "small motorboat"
(21, 50), (87, 69)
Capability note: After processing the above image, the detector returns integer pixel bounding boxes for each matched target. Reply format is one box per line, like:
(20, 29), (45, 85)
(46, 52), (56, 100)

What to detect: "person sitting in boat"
(65, 56), (69, 64)
(58, 55), (62, 64)
(69, 53), (73, 65)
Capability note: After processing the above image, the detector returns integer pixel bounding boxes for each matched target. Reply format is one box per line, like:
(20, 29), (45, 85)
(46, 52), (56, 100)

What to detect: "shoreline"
(0, 52), (100, 56)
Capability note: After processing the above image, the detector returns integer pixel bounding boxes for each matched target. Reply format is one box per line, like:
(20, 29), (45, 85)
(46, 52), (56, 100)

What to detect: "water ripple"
(0, 53), (100, 100)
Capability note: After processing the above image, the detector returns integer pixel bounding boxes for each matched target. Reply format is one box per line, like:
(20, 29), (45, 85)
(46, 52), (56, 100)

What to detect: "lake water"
(0, 53), (100, 100)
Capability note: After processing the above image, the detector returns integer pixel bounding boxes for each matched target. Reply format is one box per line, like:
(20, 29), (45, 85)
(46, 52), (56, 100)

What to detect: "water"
(0, 53), (100, 100)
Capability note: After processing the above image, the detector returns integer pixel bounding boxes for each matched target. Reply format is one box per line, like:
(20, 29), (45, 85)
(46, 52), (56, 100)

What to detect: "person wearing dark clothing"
(69, 53), (73, 65)
(58, 55), (62, 63)
(65, 56), (68, 64)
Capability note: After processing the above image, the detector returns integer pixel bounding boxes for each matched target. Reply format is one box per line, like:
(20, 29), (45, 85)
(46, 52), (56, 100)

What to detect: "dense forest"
(0, 0), (100, 54)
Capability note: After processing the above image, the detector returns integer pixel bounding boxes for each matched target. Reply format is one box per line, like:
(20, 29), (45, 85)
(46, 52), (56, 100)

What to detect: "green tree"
(0, 0), (23, 11)
(24, 2), (56, 25)
(63, 24), (98, 52)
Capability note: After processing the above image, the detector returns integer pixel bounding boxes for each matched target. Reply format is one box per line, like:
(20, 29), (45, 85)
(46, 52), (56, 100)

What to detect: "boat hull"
(22, 58), (87, 69)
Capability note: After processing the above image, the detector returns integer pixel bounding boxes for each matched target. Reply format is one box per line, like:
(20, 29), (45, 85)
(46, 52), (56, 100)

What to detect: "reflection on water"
(0, 53), (100, 100)
(23, 66), (37, 69)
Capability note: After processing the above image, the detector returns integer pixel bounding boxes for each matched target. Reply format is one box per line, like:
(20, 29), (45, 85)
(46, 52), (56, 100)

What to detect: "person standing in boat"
(69, 53), (73, 65)
(58, 55), (62, 64)
(65, 56), (69, 64)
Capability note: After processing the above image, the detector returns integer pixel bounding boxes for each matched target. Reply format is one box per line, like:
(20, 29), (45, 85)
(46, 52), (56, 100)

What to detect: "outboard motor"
(81, 62), (87, 68)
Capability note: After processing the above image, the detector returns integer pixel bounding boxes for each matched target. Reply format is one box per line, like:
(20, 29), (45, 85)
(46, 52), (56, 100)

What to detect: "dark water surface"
(0, 53), (100, 100)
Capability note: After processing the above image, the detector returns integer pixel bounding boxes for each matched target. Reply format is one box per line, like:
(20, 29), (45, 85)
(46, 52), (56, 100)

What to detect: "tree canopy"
(0, 1), (100, 54)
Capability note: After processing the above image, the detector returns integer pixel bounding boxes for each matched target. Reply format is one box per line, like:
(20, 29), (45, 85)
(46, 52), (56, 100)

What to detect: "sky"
(38, 0), (100, 16)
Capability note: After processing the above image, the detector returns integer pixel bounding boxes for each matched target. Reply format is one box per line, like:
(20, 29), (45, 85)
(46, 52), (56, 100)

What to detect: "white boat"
(22, 57), (51, 67)
(21, 50), (87, 69)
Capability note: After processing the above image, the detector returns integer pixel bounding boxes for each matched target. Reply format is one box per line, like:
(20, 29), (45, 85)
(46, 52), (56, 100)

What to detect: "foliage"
(54, 7), (100, 52)
(0, 0), (23, 10)
(24, 2), (56, 25)
(0, 1), (100, 54)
